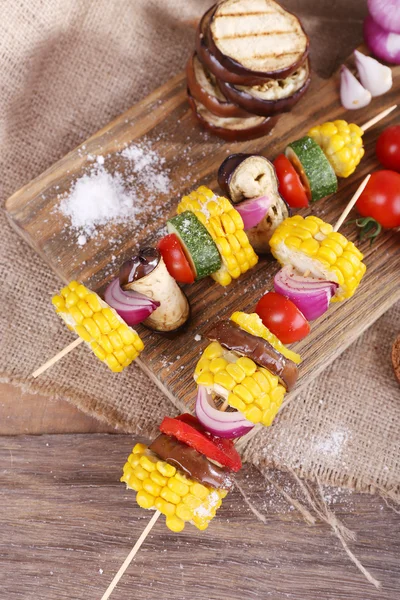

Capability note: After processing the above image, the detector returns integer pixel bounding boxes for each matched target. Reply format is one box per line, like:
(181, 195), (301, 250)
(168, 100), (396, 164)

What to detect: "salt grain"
(60, 169), (135, 235)
(58, 141), (171, 238)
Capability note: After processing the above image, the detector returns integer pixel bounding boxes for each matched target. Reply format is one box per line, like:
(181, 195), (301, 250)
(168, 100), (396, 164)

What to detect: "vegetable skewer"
(31, 179), (369, 379)
(100, 179), (370, 598)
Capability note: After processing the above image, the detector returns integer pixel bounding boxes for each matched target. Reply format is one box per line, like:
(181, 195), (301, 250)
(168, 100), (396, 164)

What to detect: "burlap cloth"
(1, 0), (399, 502)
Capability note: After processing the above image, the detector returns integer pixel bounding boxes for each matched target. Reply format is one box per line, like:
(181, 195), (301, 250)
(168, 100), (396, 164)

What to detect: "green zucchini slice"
(167, 211), (221, 280)
(285, 136), (338, 202)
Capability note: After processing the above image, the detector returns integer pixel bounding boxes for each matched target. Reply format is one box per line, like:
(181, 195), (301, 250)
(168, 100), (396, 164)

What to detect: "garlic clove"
(340, 65), (372, 110)
(354, 49), (393, 97)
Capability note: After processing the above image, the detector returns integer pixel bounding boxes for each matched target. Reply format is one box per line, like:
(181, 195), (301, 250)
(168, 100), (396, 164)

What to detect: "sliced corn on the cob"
(121, 443), (227, 532)
(308, 120), (364, 178)
(52, 281), (144, 372)
(194, 341), (286, 427)
(177, 185), (258, 286)
(269, 215), (366, 302)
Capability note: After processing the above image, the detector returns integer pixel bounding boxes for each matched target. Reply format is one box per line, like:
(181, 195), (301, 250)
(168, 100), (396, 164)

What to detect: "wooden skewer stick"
(101, 510), (161, 600)
(31, 337), (83, 378)
(361, 104), (397, 131)
(333, 174), (371, 232)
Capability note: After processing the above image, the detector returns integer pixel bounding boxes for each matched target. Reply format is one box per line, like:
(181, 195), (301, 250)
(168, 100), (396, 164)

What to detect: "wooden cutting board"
(5, 51), (400, 411)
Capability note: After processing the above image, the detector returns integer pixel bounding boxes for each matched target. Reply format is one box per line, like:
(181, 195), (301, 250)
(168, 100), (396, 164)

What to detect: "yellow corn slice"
(121, 443), (228, 532)
(230, 312), (301, 364)
(269, 215), (366, 302)
(52, 281), (144, 372)
(195, 342), (286, 427)
(308, 120), (364, 178)
(177, 185), (258, 286)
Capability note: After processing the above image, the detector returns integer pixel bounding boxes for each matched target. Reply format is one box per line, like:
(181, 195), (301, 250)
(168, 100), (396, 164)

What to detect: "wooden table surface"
(1, 434), (399, 600)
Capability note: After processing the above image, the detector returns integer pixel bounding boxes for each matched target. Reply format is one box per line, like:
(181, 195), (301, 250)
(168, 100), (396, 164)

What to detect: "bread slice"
(209, 0), (309, 77)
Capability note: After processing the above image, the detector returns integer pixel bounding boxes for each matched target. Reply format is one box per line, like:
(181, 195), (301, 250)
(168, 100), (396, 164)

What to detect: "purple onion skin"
(195, 386), (254, 438)
(198, 424), (255, 439)
(368, 0), (400, 34)
(104, 278), (158, 326)
(364, 15), (400, 64)
(273, 269), (337, 321)
(235, 197), (271, 230)
(279, 292), (329, 321)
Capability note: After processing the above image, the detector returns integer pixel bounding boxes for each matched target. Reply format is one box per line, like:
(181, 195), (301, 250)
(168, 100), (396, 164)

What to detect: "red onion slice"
(274, 266), (338, 321)
(235, 195), (272, 230)
(104, 277), (159, 326)
(195, 386), (254, 439)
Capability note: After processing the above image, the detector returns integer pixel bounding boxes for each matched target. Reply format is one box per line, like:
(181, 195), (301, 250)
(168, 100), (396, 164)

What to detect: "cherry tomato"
(273, 154), (309, 208)
(157, 234), (195, 284)
(356, 170), (400, 229)
(256, 291), (310, 344)
(376, 126), (400, 172)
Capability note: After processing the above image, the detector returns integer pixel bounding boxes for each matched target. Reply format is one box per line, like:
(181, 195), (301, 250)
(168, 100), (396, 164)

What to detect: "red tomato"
(356, 170), (400, 229)
(256, 292), (310, 344)
(160, 415), (242, 472)
(376, 126), (400, 172)
(157, 234), (195, 284)
(273, 154), (309, 208)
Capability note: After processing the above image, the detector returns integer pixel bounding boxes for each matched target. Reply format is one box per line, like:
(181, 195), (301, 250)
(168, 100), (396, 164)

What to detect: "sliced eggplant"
(120, 248), (190, 333)
(206, 320), (298, 391)
(218, 61), (311, 117)
(218, 154), (289, 253)
(186, 52), (252, 119)
(208, 0), (309, 80)
(150, 434), (234, 490)
(187, 92), (279, 142)
(195, 6), (270, 86)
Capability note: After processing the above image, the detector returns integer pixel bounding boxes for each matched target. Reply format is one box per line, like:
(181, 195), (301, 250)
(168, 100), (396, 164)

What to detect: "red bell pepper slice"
(159, 414), (242, 472)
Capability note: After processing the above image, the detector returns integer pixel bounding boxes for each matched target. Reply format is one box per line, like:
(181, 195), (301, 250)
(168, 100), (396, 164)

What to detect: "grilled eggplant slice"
(187, 92), (278, 141)
(208, 0), (309, 80)
(186, 53), (251, 118)
(195, 6), (270, 86)
(218, 60), (311, 117)
(218, 153), (289, 253)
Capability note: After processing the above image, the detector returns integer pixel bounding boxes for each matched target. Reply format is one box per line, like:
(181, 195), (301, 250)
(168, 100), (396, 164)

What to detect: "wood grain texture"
(0, 434), (399, 600)
(0, 383), (115, 435)
(5, 51), (400, 414)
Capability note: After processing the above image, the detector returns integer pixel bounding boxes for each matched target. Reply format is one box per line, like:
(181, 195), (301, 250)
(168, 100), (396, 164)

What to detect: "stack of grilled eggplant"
(187, 0), (311, 141)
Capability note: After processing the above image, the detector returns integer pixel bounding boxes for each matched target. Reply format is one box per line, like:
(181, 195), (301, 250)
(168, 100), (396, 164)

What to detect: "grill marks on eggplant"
(216, 31), (300, 40)
(187, 0), (310, 140)
(209, 0), (309, 77)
